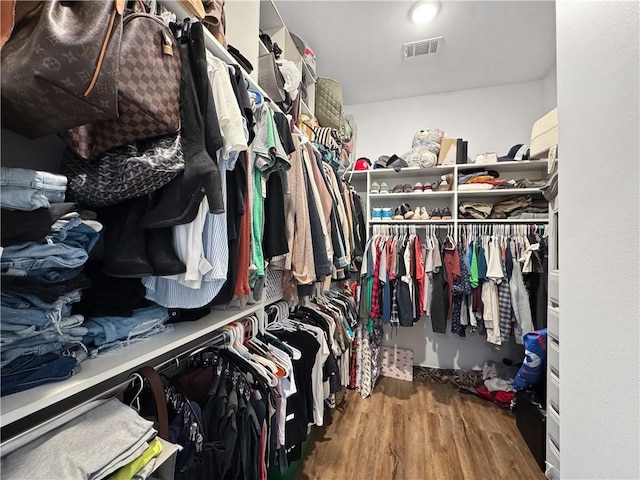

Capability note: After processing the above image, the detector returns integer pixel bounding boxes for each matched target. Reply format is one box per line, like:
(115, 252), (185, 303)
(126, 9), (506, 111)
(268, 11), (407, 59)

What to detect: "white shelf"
(457, 218), (549, 223)
(0, 304), (263, 431)
(258, 38), (270, 56)
(370, 219), (454, 225)
(457, 187), (544, 197)
(456, 160), (548, 173)
(259, 0), (287, 32)
(302, 61), (316, 84)
(369, 191), (453, 199)
(301, 99), (312, 117)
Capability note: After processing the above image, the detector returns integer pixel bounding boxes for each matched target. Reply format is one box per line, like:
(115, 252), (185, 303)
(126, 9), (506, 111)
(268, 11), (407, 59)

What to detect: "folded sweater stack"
(459, 195), (549, 220)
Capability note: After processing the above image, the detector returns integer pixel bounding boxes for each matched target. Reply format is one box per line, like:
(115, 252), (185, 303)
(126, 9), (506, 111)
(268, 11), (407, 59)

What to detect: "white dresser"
(545, 149), (560, 478)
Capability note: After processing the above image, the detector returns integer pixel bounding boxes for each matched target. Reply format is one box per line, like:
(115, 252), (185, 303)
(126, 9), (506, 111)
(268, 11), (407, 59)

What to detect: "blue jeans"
(1, 355), (78, 396)
(1, 167), (67, 211)
(83, 305), (169, 347)
(0, 303), (73, 330)
(0, 339), (62, 367)
(0, 331), (86, 367)
(1, 289), (82, 310)
(1, 220), (99, 282)
(1, 314), (86, 345)
(90, 323), (174, 357)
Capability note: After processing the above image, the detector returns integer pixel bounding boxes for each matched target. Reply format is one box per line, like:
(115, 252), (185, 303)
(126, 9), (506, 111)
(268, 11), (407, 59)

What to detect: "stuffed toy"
(404, 128), (442, 167)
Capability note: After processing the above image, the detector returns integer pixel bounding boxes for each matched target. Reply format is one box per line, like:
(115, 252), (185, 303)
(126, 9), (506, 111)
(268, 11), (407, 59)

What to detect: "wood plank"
(296, 377), (544, 480)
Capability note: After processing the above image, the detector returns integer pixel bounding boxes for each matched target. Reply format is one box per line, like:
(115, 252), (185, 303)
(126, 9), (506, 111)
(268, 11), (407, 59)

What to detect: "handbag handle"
(137, 366), (170, 441)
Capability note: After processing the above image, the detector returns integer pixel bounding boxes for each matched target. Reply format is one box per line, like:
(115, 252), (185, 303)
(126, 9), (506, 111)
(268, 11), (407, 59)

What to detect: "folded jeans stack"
(0, 168), (101, 396)
(82, 305), (172, 358)
(0, 167), (67, 212)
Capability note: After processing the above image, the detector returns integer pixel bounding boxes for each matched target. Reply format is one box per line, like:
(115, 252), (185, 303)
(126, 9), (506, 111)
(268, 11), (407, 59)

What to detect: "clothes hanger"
(127, 373), (145, 412)
(227, 323), (280, 386)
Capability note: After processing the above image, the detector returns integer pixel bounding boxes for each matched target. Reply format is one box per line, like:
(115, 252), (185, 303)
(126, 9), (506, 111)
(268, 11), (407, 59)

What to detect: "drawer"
(548, 306), (559, 340)
(547, 404), (560, 446)
(548, 370), (560, 412)
(549, 270), (559, 306)
(546, 436), (561, 471)
(548, 334), (560, 375)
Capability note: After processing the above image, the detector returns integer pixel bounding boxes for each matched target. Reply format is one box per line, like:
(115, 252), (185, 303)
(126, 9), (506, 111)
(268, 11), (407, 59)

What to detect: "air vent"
(403, 36), (443, 59)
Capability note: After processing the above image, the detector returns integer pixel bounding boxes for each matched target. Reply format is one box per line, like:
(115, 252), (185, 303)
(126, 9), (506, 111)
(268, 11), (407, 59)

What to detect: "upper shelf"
(259, 0), (287, 32)
(0, 304), (263, 437)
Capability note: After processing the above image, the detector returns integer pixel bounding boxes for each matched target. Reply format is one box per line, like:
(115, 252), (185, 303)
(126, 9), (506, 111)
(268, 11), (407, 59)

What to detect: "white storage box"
(530, 108), (558, 159)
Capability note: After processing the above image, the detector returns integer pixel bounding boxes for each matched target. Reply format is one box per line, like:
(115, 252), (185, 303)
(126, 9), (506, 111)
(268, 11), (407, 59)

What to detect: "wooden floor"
(296, 377), (544, 480)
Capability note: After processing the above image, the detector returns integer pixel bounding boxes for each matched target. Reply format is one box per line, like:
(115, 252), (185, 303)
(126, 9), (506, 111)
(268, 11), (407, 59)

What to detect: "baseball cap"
(354, 157), (371, 170)
(499, 144), (530, 162)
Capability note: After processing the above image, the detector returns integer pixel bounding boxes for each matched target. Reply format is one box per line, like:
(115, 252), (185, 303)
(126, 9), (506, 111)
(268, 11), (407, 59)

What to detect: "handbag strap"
(138, 366), (170, 441)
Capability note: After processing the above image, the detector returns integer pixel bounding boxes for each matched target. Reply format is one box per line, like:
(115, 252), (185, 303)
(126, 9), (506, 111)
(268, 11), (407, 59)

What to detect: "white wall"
(382, 323), (524, 371)
(557, 1), (640, 478)
(347, 80), (549, 369)
(541, 63), (558, 113)
(346, 80), (545, 162)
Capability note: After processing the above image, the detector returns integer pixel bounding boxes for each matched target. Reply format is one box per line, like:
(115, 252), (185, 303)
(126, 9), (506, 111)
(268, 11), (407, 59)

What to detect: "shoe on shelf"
(430, 208), (442, 220)
(440, 207), (453, 219)
(436, 175), (449, 192)
(382, 207), (393, 220)
(423, 183), (433, 192)
(392, 184), (404, 193)
(393, 206), (405, 221)
(370, 182), (380, 194)
(403, 183), (413, 193)
(401, 203), (414, 219)
(413, 182), (423, 192)
(380, 182), (390, 194)
(372, 208), (382, 220)
(419, 207), (431, 220)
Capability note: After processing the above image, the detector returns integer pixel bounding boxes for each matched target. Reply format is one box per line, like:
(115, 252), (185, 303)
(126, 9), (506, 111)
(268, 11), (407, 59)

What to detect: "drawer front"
(548, 306), (559, 340)
(549, 270), (559, 306)
(548, 370), (560, 412)
(547, 436), (561, 471)
(547, 404), (560, 446)
(548, 334), (560, 375)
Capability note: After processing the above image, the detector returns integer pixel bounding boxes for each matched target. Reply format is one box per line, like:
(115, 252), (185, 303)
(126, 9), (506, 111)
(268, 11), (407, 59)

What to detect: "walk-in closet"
(0, 1), (638, 479)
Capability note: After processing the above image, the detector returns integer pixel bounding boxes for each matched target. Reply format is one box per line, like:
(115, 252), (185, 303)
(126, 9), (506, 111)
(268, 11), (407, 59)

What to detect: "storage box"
(530, 108), (558, 159)
(380, 346), (413, 381)
(515, 390), (547, 471)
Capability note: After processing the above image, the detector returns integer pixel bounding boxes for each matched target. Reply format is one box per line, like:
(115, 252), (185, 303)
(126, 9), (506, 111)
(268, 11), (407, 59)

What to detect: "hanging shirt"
(143, 133), (242, 308)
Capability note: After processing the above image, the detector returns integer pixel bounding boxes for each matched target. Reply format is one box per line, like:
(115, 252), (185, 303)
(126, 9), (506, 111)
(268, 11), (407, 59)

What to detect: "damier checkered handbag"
(63, 10), (181, 159)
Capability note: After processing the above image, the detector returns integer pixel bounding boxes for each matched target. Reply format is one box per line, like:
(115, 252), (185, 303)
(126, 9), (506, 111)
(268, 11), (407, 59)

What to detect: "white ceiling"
(275, 1), (557, 106)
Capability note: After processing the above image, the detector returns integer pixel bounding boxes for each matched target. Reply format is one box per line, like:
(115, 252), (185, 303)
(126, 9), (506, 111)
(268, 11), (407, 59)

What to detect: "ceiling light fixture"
(410, 1), (440, 24)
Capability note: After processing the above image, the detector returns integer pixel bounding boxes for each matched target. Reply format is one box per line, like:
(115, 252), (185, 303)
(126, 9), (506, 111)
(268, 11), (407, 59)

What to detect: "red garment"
(233, 153), (251, 297)
(472, 286), (484, 316)
(476, 386), (515, 409)
(442, 243), (461, 320)
(369, 240), (383, 320)
(413, 236), (426, 316)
